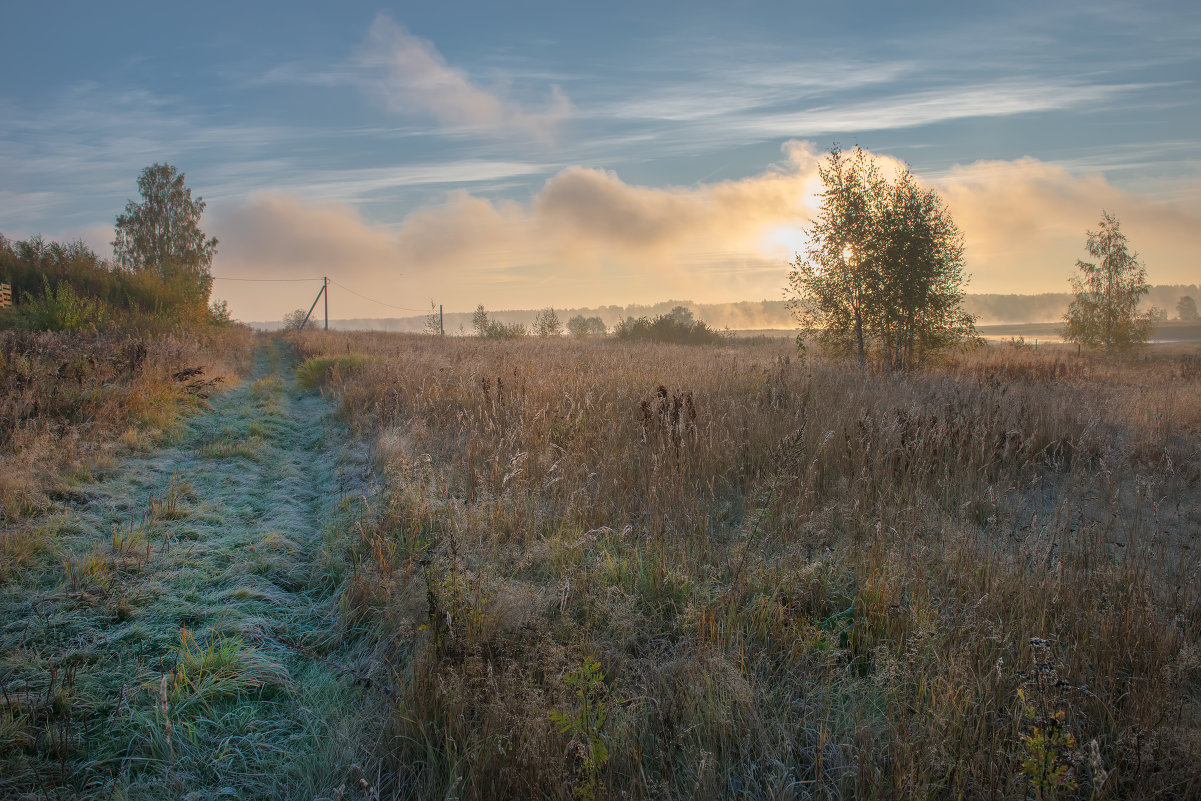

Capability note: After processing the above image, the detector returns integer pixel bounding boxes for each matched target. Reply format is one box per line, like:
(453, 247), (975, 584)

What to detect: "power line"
(210, 273), (428, 315)
(328, 278), (427, 313)
(211, 275), (323, 282)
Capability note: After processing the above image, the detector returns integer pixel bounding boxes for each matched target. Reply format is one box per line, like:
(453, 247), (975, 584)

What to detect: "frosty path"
(1, 340), (377, 799)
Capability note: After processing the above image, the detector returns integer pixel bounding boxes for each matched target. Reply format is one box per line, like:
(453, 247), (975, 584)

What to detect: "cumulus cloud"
(208, 195), (414, 319)
(208, 142), (1201, 320)
(359, 15), (571, 141)
(934, 159), (1201, 293)
(210, 143), (823, 317)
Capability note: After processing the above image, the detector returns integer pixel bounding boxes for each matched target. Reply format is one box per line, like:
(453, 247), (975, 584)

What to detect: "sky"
(2, 1), (1199, 321)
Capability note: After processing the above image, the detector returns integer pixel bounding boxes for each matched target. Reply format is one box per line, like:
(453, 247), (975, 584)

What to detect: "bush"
(567, 315), (607, 338)
(13, 276), (109, 331)
(484, 320), (528, 339)
(534, 307), (562, 337)
(612, 313), (727, 345)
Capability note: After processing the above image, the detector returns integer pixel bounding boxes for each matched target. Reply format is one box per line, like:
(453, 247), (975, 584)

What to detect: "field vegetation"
(0, 326), (253, 525)
(285, 330), (1201, 799)
(1, 215), (253, 524)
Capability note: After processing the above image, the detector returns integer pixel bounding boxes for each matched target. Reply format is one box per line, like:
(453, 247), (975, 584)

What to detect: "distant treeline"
(262, 285), (1199, 333)
(964, 285), (1198, 325)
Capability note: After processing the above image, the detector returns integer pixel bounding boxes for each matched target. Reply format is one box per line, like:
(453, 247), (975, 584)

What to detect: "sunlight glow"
(760, 224), (809, 259)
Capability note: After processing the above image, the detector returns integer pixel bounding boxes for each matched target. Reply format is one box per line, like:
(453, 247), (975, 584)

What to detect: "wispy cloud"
(605, 77), (1152, 140)
(237, 161), (552, 204)
(358, 15), (571, 142)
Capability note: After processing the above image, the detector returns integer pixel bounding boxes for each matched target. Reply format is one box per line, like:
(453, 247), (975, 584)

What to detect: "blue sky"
(3, 1), (1199, 319)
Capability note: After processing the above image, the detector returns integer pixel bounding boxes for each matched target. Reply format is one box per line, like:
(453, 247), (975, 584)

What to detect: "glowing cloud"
(934, 159), (1201, 294)
(208, 143), (1201, 320)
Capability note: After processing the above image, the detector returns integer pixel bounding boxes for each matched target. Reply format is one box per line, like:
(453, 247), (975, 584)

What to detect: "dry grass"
(292, 330), (1201, 800)
(0, 327), (255, 520)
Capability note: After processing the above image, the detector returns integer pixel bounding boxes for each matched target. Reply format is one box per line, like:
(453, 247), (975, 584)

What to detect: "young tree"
(1177, 295), (1198, 322)
(1063, 212), (1155, 352)
(282, 308), (308, 331)
(534, 306), (562, 337)
(874, 171), (975, 369)
(668, 305), (695, 327)
(788, 146), (885, 368)
(472, 304), (489, 337)
(788, 146), (975, 368)
(113, 164), (217, 320)
(424, 299), (443, 335)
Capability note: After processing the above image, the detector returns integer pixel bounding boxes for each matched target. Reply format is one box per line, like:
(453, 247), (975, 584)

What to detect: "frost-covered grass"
(0, 339), (378, 800)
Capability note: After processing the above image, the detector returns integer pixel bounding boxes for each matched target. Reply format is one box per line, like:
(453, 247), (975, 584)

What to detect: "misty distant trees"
(472, 304), (527, 339)
(787, 146), (976, 369)
(1177, 295), (1198, 322)
(567, 315), (607, 338)
(534, 307), (562, 337)
(1063, 212), (1156, 352)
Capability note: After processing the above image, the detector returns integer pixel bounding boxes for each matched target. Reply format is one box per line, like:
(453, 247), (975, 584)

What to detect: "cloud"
(210, 143), (823, 317)
(934, 159), (1201, 293)
(359, 15), (571, 141)
(208, 143), (1201, 320)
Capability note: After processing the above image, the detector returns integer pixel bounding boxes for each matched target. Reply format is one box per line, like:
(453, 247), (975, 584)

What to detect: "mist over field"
(252, 284), (1201, 333)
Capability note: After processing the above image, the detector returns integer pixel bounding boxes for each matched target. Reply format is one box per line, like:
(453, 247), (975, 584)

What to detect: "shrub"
(15, 276), (109, 331)
(612, 313), (727, 344)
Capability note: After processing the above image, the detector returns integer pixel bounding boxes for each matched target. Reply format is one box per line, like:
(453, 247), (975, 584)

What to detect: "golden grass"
(293, 330), (1201, 800)
(0, 327), (254, 520)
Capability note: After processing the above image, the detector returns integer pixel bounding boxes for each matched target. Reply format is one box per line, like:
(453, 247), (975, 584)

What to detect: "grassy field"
(283, 331), (1200, 800)
(2, 330), (1199, 799)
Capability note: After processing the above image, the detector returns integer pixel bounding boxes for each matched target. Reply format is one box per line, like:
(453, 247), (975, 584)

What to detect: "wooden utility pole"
(439, 304), (444, 336)
(299, 276), (329, 331)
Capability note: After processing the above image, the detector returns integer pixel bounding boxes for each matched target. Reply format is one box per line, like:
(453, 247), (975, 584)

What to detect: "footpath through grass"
(1, 339), (377, 799)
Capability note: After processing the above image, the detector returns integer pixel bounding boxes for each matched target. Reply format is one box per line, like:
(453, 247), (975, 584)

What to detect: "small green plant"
(1015, 638), (1082, 799)
(550, 657), (611, 801)
(169, 629), (292, 710)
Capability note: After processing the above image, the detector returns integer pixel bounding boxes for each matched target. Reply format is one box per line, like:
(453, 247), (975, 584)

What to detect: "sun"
(759, 224), (809, 260)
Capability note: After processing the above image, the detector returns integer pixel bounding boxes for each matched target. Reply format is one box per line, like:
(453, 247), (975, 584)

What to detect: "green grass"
(295, 354), (374, 390)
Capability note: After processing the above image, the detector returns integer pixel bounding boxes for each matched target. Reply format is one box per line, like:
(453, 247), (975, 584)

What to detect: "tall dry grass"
(0, 327), (254, 523)
(293, 331), (1201, 800)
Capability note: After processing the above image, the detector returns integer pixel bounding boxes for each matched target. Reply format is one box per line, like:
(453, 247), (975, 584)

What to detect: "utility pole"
(439, 304), (444, 336)
(299, 276), (329, 331)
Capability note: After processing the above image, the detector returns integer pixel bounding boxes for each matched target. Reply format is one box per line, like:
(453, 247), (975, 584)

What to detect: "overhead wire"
(327, 278), (427, 313)
(209, 274), (428, 314)
(210, 275), (323, 282)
